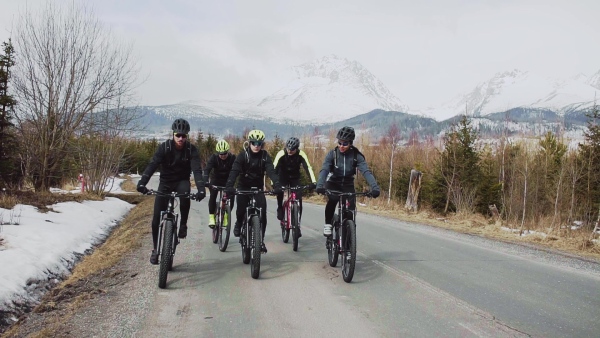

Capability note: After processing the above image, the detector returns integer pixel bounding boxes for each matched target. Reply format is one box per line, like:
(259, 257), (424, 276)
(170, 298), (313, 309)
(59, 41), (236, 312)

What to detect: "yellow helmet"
(247, 129), (266, 142)
(215, 140), (230, 153)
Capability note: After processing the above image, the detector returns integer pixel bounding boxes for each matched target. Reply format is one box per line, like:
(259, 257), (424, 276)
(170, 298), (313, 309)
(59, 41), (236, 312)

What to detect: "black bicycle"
(324, 190), (371, 283)
(148, 190), (196, 289)
(233, 188), (274, 279)
(209, 185), (232, 252)
(280, 185), (311, 251)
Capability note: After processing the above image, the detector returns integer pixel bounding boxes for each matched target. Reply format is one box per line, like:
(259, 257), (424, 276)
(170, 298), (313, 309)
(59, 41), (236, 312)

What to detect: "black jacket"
(226, 148), (280, 190)
(203, 152), (236, 184)
(139, 139), (204, 187)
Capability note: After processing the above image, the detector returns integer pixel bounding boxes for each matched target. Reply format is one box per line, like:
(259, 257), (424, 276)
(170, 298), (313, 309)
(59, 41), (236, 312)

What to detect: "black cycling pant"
(151, 180), (190, 250)
(235, 190), (267, 239)
(276, 178), (303, 216)
(324, 182), (355, 225)
(207, 181), (235, 214)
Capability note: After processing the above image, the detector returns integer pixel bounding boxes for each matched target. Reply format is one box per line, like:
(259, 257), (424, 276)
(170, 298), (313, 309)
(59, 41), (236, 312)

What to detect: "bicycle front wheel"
(328, 222), (339, 267)
(241, 221), (250, 264)
(341, 220), (357, 283)
(212, 207), (219, 244)
(291, 203), (299, 252)
(250, 215), (262, 279)
(158, 219), (174, 289)
(281, 205), (290, 243)
(218, 205), (231, 252)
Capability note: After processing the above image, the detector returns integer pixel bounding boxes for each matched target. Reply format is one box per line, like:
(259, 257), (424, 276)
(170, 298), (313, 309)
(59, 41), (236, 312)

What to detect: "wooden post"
(405, 169), (422, 212)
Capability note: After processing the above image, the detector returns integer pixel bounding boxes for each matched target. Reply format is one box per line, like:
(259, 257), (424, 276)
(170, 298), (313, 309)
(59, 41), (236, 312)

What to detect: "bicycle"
(147, 190), (196, 289)
(209, 185), (232, 252)
(233, 188), (274, 279)
(280, 184), (311, 251)
(324, 190), (371, 283)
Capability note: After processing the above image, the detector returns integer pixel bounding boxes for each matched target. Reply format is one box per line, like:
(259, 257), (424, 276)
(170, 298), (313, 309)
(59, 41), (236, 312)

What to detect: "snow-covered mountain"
(423, 69), (599, 120)
(143, 55), (409, 125)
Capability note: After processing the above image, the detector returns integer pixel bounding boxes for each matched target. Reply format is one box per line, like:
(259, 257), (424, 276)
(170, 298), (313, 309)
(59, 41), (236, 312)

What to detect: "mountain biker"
(136, 118), (206, 264)
(273, 136), (317, 238)
(203, 139), (236, 228)
(226, 129), (282, 254)
(316, 126), (381, 236)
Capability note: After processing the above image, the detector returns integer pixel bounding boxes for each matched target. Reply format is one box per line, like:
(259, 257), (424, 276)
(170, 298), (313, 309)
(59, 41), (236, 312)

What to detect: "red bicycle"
(280, 185), (311, 251)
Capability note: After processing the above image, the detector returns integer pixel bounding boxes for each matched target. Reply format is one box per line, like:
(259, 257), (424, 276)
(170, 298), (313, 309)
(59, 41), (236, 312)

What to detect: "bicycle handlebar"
(283, 185), (313, 192)
(146, 189), (199, 200)
(323, 189), (373, 197)
(233, 189), (277, 196)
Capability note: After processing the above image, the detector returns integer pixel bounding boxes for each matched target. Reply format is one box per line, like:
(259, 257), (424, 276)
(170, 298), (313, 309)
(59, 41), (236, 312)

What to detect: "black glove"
(308, 183), (316, 190)
(195, 190), (206, 201)
(316, 186), (326, 195)
(370, 189), (380, 198)
(226, 187), (236, 196)
(136, 181), (149, 194)
(272, 186), (283, 195)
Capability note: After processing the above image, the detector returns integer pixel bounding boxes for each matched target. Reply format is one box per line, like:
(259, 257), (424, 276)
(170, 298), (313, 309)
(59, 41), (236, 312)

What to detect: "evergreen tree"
(0, 39), (19, 187)
(577, 104), (600, 223)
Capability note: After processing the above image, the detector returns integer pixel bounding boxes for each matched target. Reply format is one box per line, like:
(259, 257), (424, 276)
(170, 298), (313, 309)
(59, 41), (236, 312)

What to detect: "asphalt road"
(103, 184), (600, 337)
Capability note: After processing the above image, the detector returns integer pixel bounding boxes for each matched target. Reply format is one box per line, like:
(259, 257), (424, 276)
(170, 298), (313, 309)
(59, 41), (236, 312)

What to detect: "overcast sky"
(1, 0), (599, 115)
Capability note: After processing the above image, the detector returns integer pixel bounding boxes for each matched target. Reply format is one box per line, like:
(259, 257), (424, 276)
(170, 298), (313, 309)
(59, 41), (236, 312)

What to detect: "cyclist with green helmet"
(137, 118), (206, 264)
(226, 130), (282, 253)
(273, 136), (317, 238)
(203, 140), (236, 228)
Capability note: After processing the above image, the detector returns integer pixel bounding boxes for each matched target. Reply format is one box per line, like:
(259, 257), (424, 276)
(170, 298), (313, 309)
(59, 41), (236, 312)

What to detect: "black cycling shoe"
(178, 224), (188, 239)
(233, 224), (241, 237)
(260, 242), (267, 254)
(150, 250), (158, 265)
(277, 207), (283, 220)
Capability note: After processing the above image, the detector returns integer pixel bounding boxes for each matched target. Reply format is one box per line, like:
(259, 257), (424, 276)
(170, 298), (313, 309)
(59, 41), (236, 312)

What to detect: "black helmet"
(336, 126), (355, 142)
(286, 137), (300, 151)
(172, 118), (190, 134)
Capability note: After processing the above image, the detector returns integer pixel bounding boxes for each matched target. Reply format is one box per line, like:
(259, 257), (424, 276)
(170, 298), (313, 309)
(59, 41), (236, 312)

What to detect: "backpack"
(164, 139), (192, 165)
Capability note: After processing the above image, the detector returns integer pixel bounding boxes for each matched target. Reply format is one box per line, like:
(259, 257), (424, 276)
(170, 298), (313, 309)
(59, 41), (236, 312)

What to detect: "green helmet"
(247, 129), (266, 142)
(215, 140), (230, 153)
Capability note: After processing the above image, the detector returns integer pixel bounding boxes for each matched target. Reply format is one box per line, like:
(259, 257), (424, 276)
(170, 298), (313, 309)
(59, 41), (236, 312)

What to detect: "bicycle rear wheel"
(281, 204), (290, 243)
(241, 221), (250, 264)
(291, 203), (299, 252)
(250, 215), (262, 279)
(328, 219), (339, 267)
(212, 206), (219, 244)
(158, 219), (174, 289)
(218, 205), (231, 252)
(341, 220), (357, 283)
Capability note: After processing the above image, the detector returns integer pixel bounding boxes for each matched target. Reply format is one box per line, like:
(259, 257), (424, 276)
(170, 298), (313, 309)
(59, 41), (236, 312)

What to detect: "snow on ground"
(0, 176), (134, 312)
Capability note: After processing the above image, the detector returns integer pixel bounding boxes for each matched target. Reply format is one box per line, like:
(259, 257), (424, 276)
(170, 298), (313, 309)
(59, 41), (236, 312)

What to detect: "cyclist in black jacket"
(316, 126), (380, 237)
(136, 118), (206, 264)
(226, 129), (282, 253)
(273, 136), (317, 237)
(204, 139), (236, 228)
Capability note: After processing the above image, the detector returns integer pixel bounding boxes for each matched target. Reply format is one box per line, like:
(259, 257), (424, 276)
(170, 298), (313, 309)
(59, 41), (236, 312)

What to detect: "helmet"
(172, 118), (190, 134)
(247, 129), (266, 142)
(286, 137), (300, 151)
(336, 126), (355, 142)
(215, 140), (230, 153)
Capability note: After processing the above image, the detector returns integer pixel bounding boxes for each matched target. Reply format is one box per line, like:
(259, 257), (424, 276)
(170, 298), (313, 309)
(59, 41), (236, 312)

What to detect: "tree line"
(1, 3), (598, 237)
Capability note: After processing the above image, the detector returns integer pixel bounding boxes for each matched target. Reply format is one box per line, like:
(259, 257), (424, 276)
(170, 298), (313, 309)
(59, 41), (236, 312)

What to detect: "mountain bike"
(233, 188), (273, 279)
(324, 190), (371, 283)
(209, 185), (232, 252)
(148, 190), (196, 289)
(280, 184), (311, 251)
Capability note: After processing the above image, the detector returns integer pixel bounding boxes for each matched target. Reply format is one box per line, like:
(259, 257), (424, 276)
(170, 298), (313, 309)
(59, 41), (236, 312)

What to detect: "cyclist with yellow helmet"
(226, 130), (282, 253)
(203, 139), (236, 228)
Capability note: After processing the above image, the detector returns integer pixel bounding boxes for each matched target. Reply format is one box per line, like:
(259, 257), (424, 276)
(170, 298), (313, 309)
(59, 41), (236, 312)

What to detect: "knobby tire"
(341, 220), (357, 283)
(241, 220), (250, 264)
(250, 215), (262, 279)
(282, 203), (290, 243)
(158, 219), (174, 289)
(218, 205), (231, 252)
(291, 203), (299, 251)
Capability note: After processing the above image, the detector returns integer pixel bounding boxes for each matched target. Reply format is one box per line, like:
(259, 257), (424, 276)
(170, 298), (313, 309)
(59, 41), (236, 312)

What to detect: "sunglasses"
(174, 133), (188, 139)
(250, 141), (263, 146)
(218, 152), (228, 156)
(338, 141), (350, 147)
